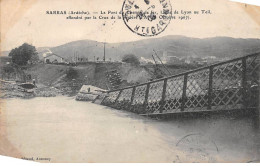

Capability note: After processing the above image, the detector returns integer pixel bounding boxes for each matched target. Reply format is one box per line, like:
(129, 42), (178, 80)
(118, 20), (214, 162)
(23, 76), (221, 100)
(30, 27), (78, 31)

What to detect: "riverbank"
(0, 81), (62, 99)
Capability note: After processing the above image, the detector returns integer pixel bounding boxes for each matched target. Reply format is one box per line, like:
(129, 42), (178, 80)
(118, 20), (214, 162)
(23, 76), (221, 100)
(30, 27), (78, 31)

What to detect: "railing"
(101, 53), (260, 115)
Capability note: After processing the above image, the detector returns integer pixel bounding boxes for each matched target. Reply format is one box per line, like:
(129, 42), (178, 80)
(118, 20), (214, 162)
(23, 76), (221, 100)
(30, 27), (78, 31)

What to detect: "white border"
(1, 0), (259, 166)
(230, 0), (260, 6)
(0, 155), (260, 165)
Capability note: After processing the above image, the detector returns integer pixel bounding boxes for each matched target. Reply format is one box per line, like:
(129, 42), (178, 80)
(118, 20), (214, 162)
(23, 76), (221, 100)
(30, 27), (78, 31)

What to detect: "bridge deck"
(101, 53), (259, 118)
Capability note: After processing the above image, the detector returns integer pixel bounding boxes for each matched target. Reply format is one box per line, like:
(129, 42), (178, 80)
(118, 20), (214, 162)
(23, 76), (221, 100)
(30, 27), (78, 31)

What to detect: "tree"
(122, 54), (140, 65)
(30, 51), (40, 64)
(9, 43), (38, 65)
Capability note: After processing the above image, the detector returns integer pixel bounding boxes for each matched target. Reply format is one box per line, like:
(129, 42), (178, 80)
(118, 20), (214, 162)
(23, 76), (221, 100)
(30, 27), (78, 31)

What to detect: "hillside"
(0, 51), (10, 57)
(2, 36), (260, 62)
(47, 36), (260, 62)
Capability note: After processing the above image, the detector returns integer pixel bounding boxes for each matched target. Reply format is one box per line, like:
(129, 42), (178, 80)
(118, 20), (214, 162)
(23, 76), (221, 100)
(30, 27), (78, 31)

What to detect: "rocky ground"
(0, 81), (63, 99)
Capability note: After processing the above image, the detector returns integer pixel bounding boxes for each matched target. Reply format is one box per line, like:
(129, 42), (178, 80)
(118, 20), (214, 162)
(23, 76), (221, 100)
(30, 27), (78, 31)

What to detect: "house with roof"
(44, 54), (66, 63)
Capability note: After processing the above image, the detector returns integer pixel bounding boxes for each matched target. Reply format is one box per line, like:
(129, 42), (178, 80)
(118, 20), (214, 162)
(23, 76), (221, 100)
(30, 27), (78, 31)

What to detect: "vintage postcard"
(0, 0), (259, 163)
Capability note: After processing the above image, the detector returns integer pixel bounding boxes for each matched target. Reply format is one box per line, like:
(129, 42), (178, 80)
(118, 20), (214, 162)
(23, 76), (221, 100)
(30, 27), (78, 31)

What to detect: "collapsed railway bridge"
(100, 53), (259, 125)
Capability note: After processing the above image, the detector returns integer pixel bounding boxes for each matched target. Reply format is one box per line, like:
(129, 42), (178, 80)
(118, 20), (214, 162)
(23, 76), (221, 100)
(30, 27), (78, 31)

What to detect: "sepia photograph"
(0, 0), (259, 163)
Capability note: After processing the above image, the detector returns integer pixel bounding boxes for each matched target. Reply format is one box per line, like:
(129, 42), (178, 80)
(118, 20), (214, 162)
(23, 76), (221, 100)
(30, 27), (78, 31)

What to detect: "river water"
(0, 96), (259, 162)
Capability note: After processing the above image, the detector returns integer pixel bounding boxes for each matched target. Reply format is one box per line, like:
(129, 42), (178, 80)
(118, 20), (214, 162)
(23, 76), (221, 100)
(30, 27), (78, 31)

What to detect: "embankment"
(1, 61), (192, 97)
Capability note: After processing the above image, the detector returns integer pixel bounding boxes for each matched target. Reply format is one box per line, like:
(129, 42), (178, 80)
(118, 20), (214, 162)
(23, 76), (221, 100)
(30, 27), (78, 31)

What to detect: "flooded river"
(0, 96), (259, 162)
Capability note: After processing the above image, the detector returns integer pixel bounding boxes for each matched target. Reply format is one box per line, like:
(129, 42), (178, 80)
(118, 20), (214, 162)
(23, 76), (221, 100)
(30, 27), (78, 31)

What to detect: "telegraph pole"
(103, 42), (106, 61)
(73, 51), (75, 62)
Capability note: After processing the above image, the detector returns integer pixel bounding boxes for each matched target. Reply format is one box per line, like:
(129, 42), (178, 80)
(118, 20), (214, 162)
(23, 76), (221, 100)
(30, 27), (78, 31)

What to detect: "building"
(168, 56), (183, 64)
(162, 51), (184, 64)
(44, 54), (66, 63)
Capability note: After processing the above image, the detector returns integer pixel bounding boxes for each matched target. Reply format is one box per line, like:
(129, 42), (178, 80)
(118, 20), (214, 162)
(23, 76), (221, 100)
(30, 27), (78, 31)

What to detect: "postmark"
(122, 0), (172, 37)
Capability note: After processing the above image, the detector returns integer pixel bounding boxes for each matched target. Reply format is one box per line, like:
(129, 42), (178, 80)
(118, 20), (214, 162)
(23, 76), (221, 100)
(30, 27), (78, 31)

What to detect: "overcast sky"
(1, 0), (260, 51)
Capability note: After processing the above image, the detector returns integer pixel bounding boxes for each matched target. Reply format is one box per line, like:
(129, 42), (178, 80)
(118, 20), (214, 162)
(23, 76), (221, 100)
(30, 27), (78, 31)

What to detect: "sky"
(1, 0), (260, 51)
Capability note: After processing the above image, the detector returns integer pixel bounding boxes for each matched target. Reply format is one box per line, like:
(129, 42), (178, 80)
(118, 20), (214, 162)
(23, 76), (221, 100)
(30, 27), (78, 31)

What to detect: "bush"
(122, 54), (140, 65)
(66, 67), (78, 80)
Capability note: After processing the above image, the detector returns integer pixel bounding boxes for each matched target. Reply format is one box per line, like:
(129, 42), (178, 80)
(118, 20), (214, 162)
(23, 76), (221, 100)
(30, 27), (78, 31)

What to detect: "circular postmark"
(122, 0), (172, 37)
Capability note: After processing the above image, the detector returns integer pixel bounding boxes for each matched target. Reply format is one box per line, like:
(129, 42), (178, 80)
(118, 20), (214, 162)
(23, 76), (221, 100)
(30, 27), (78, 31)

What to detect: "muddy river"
(0, 96), (259, 162)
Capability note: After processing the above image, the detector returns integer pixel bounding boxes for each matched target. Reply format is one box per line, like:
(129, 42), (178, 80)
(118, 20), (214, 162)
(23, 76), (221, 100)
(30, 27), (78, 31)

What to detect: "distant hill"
(1, 47), (50, 59)
(48, 36), (260, 62)
(1, 51), (10, 56)
(2, 36), (260, 62)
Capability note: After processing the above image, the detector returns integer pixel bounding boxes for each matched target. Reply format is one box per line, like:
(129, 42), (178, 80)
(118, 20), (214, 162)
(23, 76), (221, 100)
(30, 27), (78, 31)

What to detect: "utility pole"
(76, 51), (79, 62)
(74, 51), (77, 63)
(103, 42), (106, 62)
(73, 51), (75, 63)
(76, 51), (77, 63)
